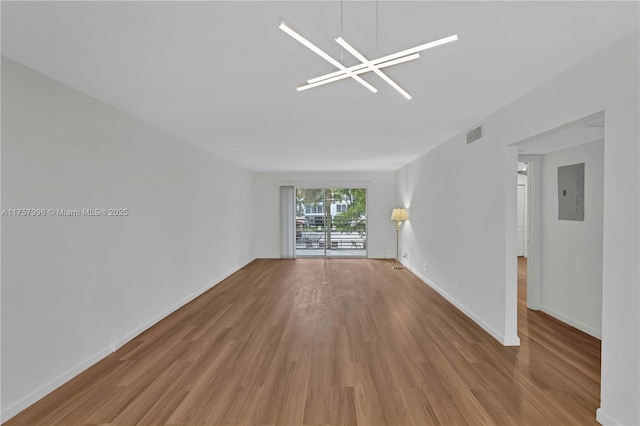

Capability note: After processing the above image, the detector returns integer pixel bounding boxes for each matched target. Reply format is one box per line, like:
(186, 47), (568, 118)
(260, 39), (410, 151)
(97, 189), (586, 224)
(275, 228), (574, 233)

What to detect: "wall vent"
(467, 125), (482, 144)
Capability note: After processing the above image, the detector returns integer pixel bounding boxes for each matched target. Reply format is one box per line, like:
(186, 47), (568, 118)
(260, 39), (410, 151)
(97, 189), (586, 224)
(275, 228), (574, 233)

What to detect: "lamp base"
(392, 264), (404, 269)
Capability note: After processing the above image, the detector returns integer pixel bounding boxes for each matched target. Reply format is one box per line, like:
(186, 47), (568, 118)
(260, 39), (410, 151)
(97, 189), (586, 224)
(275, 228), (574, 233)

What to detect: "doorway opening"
(513, 111), (604, 338)
(508, 111), (605, 418)
(295, 188), (367, 258)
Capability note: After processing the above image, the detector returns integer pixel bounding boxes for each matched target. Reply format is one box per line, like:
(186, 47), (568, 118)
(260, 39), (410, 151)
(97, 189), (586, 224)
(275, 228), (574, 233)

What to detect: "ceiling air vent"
(467, 125), (482, 144)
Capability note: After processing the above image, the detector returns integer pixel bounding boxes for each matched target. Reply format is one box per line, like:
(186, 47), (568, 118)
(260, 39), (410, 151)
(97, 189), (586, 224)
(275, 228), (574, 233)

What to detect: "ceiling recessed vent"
(467, 125), (483, 144)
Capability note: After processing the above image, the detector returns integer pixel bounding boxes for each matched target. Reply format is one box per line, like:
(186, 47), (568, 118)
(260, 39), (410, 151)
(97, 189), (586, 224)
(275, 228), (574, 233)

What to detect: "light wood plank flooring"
(6, 258), (601, 425)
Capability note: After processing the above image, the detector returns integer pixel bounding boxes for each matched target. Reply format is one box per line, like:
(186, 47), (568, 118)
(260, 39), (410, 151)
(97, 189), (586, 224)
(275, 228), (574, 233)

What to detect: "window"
(305, 204), (325, 214)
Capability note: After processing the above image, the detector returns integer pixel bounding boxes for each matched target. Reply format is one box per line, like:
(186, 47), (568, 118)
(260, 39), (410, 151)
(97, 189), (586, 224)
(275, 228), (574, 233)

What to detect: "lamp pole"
(394, 219), (403, 269)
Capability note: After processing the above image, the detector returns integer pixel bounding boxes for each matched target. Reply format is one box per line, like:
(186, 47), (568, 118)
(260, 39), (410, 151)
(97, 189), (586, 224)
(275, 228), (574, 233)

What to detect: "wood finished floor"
(6, 258), (601, 425)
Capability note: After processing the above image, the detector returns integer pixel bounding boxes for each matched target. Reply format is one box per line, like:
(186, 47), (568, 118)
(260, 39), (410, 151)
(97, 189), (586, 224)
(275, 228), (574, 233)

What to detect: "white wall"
(253, 172), (396, 259)
(396, 131), (516, 344)
(395, 29), (639, 425)
(1, 58), (255, 420)
(540, 140), (604, 338)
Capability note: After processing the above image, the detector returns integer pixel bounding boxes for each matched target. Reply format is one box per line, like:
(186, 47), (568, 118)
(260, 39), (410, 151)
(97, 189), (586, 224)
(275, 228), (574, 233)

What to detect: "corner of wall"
(404, 263), (519, 347)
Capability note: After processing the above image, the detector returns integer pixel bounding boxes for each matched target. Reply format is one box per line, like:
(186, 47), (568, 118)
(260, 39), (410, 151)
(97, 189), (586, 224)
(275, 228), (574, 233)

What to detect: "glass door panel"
(295, 188), (366, 258)
(296, 188), (326, 257)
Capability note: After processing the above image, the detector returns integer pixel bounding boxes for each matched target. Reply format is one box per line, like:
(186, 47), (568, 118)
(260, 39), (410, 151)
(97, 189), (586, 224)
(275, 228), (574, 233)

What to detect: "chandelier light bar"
(279, 20), (458, 99)
(336, 36), (412, 100)
(375, 34), (459, 65)
(307, 34), (458, 85)
(297, 53), (420, 92)
(278, 22), (377, 93)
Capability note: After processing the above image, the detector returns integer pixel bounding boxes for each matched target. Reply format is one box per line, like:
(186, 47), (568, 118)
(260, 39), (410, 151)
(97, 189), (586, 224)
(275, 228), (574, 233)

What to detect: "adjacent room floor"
(7, 258), (601, 425)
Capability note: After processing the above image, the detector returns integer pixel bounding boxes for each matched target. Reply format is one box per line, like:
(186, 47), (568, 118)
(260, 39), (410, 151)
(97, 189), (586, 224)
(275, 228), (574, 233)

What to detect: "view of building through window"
(295, 188), (367, 257)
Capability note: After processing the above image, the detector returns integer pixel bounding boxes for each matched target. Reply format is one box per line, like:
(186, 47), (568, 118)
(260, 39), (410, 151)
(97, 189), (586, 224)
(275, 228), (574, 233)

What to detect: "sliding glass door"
(295, 188), (367, 258)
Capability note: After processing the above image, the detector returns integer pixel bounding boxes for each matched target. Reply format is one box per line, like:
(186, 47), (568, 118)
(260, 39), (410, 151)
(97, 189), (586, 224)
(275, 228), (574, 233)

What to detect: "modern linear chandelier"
(279, 22), (458, 100)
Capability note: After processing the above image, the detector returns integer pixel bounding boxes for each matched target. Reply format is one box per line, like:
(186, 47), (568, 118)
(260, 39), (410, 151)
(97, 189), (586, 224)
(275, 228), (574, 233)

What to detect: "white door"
(517, 184), (526, 256)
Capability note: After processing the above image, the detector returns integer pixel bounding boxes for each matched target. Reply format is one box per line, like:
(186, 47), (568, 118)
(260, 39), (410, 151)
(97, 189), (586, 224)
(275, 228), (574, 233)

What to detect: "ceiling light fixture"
(298, 53), (421, 92)
(336, 36), (412, 100)
(278, 22), (377, 93)
(279, 21), (458, 99)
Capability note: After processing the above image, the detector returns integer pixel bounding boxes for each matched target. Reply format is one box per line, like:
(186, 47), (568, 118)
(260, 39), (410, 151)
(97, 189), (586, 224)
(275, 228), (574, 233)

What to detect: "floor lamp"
(391, 208), (408, 269)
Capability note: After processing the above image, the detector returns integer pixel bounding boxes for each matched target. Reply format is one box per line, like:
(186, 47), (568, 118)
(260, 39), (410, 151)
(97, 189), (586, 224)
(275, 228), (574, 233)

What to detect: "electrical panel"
(558, 163), (585, 221)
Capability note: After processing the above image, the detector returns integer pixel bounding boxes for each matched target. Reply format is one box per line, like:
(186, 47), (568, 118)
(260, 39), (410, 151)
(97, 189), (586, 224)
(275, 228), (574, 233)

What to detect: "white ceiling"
(2, 1), (638, 172)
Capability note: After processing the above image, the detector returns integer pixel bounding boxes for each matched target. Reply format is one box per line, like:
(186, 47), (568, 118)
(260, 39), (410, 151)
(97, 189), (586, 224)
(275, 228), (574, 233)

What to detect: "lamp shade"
(391, 208), (408, 221)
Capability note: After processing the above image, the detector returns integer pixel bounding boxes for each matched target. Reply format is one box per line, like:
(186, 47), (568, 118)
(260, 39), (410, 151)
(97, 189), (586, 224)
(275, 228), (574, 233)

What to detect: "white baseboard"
(1, 257), (256, 423)
(596, 407), (622, 425)
(1, 345), (112, 422)
(404, 262), (521, 347)
(540, 305), (602, 339)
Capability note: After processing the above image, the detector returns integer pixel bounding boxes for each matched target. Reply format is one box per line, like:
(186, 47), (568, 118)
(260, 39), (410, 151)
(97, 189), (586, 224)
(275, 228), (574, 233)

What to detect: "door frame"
(507, 110), (605, 332)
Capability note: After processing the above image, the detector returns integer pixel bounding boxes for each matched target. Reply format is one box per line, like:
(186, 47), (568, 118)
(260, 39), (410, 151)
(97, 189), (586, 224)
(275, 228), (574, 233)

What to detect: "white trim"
(540, 305), (602, 339)
(405, 263), (520, 347)
(1, 257), (256, 423)
(596, 408), (622, 425)
(504, 147), (520, 343)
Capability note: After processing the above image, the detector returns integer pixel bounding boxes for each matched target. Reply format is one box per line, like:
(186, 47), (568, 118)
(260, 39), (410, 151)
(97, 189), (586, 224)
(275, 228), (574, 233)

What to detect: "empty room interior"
(1, 1), (639, 425)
